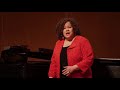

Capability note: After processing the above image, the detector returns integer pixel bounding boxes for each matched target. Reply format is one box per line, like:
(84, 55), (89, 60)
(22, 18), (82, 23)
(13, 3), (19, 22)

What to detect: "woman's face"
(63, 21), (74, 41)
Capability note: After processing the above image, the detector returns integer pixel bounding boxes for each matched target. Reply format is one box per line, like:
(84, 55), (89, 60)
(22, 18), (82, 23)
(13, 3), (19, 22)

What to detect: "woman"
(48, 18), (94, 78)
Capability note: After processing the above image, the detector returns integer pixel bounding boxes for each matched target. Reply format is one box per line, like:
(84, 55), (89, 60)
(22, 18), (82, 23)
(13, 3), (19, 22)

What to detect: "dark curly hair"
(56, 18), (81, 40)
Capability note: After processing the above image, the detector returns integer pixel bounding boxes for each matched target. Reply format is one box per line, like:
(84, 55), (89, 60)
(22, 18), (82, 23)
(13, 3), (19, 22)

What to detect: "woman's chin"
(65, 36), (70, 39)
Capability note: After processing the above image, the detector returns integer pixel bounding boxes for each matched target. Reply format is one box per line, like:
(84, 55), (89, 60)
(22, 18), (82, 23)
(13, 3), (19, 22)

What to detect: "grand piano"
(0, 46), (52, 79)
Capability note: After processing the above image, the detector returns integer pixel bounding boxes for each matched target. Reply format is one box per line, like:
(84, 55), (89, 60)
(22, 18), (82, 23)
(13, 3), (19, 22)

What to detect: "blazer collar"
(60, 36), (78, 49)
(68, 36), (77, 49)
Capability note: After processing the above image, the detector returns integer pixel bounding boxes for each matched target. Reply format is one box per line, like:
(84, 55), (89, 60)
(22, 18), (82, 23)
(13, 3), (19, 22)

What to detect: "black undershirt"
(60, 46), (69, 78)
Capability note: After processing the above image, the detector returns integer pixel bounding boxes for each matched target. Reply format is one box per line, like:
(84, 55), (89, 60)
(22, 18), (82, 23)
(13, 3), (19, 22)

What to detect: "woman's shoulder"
(75, 35), (88, 42)
(55, 39), (64, 45)
(75, 36), (91, 46)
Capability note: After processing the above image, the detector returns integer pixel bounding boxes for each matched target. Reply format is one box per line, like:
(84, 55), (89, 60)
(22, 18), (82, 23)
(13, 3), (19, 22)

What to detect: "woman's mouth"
(66, 32), (70, 36)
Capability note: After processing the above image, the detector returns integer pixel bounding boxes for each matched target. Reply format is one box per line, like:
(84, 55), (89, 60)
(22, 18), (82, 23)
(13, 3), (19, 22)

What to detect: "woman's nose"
(66, 28), (69, 31)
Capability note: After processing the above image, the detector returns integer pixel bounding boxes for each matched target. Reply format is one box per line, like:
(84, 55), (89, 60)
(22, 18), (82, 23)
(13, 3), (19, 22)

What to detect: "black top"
(60, 46), (69, 78)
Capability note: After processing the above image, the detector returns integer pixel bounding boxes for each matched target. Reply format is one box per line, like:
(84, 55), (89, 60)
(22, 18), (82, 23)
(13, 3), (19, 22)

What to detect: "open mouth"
(66, 32), (70, 36)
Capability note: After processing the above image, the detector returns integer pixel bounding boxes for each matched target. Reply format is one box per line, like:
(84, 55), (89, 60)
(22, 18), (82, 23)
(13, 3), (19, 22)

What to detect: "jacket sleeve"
(48, 41), (58, 78)
(76, 38), (94, 74)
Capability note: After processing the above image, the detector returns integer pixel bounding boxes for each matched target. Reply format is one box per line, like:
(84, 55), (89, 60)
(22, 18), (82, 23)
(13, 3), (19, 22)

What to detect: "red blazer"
(48, 36), (94, 78)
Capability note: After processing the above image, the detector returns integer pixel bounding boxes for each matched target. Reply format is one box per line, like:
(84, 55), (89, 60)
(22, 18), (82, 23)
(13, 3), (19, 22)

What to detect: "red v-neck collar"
(60, 36), (78, 49)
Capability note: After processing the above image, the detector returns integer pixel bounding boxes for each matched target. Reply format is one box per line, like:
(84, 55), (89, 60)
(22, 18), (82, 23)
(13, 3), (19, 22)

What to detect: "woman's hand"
(49, 77), (53, 78)
(62, 65), (80, 76)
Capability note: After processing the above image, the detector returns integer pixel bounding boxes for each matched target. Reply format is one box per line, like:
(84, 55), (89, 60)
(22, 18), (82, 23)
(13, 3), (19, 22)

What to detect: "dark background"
(0, 12), (120, 58)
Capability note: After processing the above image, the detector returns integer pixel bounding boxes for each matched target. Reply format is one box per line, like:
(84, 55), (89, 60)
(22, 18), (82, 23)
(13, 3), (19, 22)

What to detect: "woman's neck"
(65, 36), (76, 42)
(63, 36), (76, 47)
